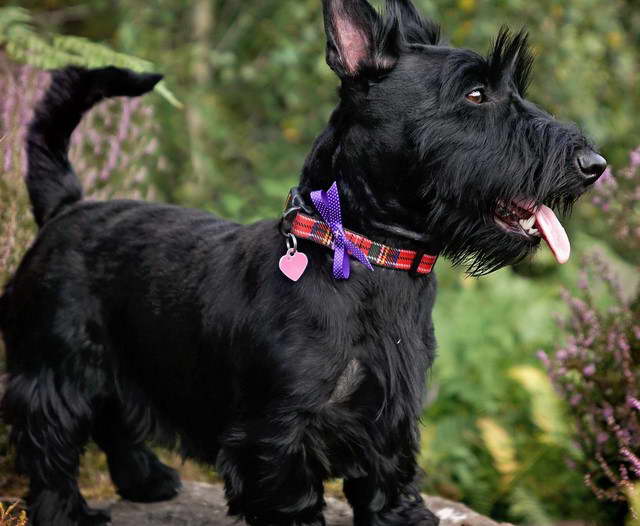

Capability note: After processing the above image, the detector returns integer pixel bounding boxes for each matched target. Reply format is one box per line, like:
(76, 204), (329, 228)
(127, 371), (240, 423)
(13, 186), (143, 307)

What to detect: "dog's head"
(311, 0), (606, 275)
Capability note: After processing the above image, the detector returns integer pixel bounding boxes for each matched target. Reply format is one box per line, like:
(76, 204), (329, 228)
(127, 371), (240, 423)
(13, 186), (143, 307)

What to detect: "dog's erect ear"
(488, 27), (534, 96)
(322, 0), (399, 79)
(386, 0), (441, 46)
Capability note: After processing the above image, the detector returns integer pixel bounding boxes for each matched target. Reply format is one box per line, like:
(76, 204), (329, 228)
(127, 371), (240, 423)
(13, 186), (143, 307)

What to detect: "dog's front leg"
(216, 413), (327, 526)
(343, 419), (439, 526)
(344, 476), (439, 526)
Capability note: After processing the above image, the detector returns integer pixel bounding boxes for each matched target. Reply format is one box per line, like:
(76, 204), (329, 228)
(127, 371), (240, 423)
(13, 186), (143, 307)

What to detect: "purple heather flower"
(570, 394), (582, 406)
(622, 448), (640, 478)
(595, 166), (614, 186)
(536, 350), (550, 367)
(578, 275), (589, 290)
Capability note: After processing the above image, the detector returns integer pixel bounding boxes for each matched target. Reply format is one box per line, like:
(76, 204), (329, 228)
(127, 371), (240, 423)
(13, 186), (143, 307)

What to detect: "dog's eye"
(466, 89), (486, 104)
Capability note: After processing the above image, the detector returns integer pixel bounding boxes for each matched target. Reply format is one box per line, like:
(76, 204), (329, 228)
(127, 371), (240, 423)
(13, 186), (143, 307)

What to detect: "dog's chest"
(303, 272), (438, 478)
(284, 268), (438, 419)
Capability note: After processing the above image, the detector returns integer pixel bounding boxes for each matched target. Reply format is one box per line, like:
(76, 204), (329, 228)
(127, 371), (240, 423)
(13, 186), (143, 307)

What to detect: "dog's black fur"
(0, 1), (605, 525)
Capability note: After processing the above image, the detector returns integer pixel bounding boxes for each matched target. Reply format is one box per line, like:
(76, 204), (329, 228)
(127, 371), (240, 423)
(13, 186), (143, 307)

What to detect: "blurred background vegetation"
(0, 1), (639, 525)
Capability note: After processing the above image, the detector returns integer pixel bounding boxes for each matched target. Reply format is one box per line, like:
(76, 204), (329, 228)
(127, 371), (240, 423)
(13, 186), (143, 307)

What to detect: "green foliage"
(114, 0), (336, 220)
(421, 259), (580, 521)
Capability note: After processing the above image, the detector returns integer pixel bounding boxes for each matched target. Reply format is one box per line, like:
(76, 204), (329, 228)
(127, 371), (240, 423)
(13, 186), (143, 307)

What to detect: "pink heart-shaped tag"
(279, 250), (308, 282)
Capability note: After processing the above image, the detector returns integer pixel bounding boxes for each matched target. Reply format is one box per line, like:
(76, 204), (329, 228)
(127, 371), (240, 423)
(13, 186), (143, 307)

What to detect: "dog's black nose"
(577, 150), (607, 185)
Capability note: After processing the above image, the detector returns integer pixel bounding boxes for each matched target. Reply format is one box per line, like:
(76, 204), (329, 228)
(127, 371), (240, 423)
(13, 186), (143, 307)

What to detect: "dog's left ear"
(322, 0), (400, 79)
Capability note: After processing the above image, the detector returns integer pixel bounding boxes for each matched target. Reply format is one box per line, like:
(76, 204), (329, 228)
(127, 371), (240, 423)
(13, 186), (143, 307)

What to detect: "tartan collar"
(282, 188), (438, 276)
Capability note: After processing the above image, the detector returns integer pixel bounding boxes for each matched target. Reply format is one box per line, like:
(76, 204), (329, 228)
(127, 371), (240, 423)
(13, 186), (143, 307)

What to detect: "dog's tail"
(26, 66), (162, 227)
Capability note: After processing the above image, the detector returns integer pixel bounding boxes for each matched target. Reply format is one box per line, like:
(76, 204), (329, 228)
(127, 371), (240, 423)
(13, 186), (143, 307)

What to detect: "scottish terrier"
(0, 0), (606, 525)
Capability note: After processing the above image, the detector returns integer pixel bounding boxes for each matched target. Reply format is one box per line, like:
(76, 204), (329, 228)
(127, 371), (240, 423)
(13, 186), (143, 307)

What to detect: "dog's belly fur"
(2, 198), (437, 477)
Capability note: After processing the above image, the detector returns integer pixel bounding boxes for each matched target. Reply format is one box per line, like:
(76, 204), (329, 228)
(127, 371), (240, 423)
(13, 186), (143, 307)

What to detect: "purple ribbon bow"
(310, 182), (374, 280)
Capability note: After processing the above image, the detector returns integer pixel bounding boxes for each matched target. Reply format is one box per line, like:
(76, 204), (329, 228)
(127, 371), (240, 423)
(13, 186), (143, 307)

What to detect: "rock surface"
(95, 481), (512, 526)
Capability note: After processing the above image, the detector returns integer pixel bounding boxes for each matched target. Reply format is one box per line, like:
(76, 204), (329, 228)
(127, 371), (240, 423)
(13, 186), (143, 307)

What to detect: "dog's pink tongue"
(535, 205), (570, 264)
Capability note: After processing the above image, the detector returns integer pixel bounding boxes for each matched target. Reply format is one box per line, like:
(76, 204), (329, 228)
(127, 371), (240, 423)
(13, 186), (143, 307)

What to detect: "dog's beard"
(416, 148), (586, 275)
(426, 185), (585, 276)
(427, 208), (540, 276)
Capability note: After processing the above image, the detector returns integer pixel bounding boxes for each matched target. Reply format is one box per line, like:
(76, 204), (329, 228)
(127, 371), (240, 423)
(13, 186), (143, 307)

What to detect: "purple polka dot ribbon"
(310, 182), (374, 280)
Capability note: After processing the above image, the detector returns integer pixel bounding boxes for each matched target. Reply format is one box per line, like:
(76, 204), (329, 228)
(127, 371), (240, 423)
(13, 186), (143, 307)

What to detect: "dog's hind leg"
(0, 275), (119, 524)
(1, 369), (111, 526)
(92, 397), (181, 503)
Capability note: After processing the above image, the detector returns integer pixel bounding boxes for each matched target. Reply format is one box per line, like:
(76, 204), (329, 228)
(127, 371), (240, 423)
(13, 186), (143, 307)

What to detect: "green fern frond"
(0, 7), (31, 36)
(6, 34), (81, 70)
(51, 35), (182, 108)
(0, 7), (181, 108)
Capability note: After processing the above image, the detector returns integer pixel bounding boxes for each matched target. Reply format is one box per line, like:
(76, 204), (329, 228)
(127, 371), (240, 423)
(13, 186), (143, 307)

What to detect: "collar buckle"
(280, 187), (315, 237)
(280, 206), (300, 237)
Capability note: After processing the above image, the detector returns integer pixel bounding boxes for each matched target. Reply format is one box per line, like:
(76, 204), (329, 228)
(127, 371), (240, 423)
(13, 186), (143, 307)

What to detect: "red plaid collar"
(283, 192), (438, 275)
(289, 212), (437, 275)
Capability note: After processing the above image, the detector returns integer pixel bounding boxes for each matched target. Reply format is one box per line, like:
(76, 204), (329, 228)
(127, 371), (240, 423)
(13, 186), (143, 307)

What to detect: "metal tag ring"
(286, 233), (298, 253)
(279, 206), (300, 237)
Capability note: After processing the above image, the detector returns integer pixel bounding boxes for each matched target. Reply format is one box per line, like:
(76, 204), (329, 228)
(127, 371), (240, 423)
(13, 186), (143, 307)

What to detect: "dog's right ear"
(322, 0), (398, 79)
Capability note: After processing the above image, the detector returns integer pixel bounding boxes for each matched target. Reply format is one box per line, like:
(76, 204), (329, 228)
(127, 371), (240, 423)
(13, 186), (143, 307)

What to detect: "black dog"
(1, 0), (606, 525)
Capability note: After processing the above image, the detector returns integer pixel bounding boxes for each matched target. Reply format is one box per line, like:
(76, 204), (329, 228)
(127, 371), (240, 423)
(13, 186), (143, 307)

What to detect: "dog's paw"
(360, 502), (439, 526)
(242, 510), (326, 526)
(395, 505), (439, 526)
(117, 460), (181, 503)
(406, 507), (439, 526)
(79, 506), (112, 526)
(27, 489), (111, 526)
